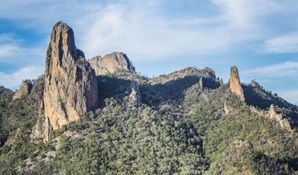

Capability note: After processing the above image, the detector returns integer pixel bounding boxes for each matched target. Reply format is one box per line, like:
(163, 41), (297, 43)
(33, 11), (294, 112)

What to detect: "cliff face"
(13, 80), (33, 100)
(229, 66), (245, 101)
(89, 52), (135, 76)
(44, 21), (99, 130)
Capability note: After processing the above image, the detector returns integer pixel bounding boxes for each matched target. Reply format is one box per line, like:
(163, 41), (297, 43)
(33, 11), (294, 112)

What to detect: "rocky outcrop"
(267, 104), (291, 131)
(31, 112), (51, 142)
(13, 80), (33, 100)
(249, 104), (291, 131)
(199, 77), (204, 90)
(128, 82), (141, 107)
(89, 52), (135, 76)
(202, 67), (216, 79)
(224, 101), (232, 115)
(44, 21), (99, 131)
(249, 105), (262, 115)
(219, 78), (224, 85)
(229, 66), (245, 101)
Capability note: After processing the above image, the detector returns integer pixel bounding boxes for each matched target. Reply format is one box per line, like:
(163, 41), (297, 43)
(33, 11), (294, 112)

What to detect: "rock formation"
(199, 77), (204, 90)
(229, 66), (245, 101)
(13, 79), (33, 100)
(89, 52), (135, 76)
(267, 104), (291, 131)
(249, 104), (292, 131)
(202, 67), (216, 79)
(219, 78), (224, 85)
(224, 101), (232, 115)
(44, 21), (99, 131)
(128, 82), (141, 107)
(31, 113), (51, 142)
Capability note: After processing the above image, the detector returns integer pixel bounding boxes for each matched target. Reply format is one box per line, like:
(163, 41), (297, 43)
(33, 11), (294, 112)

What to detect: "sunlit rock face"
(13, 80), (33, 100)
(229, 66), (245, 102)
(44, 21), (99, 130)
(89, 52), (135, 76)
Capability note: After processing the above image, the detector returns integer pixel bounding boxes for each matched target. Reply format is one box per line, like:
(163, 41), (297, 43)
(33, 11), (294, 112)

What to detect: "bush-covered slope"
(0, 70), (298, 175)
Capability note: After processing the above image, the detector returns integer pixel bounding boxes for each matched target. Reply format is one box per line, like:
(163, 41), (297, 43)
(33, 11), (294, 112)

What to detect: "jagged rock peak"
(13, 79), (33, 100)
(89, 52), (135, 76)
(202, 67), (216, 79)
(229, 66), (245, 102)
(168, 67), (211, 78)
(44, 21), (99, 134)
(268, 104), (291, 131)
(224, 101), (232, 115)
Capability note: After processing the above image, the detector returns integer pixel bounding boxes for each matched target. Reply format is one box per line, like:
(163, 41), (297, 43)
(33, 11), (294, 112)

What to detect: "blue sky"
(0, 0), (298, 104)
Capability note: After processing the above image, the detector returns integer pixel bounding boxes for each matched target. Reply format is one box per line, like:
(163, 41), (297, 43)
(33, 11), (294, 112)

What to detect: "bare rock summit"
(44, 21), (99, 131)
(89, 52), (135, 76)
(13, 79), (33, 100)
(229, 66), (245, 101)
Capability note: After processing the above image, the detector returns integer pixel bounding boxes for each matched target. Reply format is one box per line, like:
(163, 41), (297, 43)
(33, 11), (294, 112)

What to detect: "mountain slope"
(0, 22), (298, 175)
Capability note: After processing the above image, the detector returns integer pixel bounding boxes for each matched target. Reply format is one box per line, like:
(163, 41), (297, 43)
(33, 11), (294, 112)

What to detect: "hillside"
(0, 22), (298, 175)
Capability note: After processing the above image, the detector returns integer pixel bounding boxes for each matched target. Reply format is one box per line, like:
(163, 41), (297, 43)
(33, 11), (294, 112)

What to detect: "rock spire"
(229, 66), (245, 101)
(13, 79), (33, 100)
(44, 21), (99, 130)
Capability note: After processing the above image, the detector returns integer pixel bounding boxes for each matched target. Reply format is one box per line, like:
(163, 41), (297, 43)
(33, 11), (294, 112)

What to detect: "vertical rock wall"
(229, 66), (245, 101)
(44, 21), (99, 130)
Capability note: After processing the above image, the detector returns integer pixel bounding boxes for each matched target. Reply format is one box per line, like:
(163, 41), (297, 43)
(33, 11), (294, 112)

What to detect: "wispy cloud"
(0, 0), (297, 61)
(211, 0), (281, 29)
(244, 61), (298, 78)
(279, 89), (298, 105)
(0, 65), (44, 89)
(0, 44), (20, 57)
(260, 33), (298, 53)
(0, 0), (298, 96)
(0, 32), (45, 66)
(77, 1), (264, 60)
(0, 34), (22, 58)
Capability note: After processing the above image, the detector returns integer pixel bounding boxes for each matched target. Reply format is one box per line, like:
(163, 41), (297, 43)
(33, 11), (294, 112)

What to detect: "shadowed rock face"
(89, 52), (135, 76)
(13, 80), (33, 100)
(44, 21), (99, 130)
(229, 66), (245, 101)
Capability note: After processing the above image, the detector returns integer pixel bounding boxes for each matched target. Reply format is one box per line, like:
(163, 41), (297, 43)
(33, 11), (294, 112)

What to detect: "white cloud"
(77, 1), (261, 61)
(0, 34), (22, 58)
(0, 0), (296, 62)
(244, 61), (298, 78)
(0, 65), (44, 89)
(260, 33), (298, 53)
(279, 89), (298, 105)
(0, 0), (298, 90)
(211, 0), (281, 29)
(0, 44), (20, 57)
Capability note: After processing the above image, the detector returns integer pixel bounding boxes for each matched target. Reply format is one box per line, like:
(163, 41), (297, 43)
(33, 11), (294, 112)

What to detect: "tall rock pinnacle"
(44, 21), (99, 130)
(229, 66), (245, 101)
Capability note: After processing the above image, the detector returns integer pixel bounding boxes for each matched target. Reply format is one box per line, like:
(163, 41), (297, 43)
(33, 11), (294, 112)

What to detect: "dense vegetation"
(0, 70), (298, 174)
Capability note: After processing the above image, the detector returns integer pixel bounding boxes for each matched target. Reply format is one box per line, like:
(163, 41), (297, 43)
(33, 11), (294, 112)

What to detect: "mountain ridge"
(0, 21), (298, 174)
